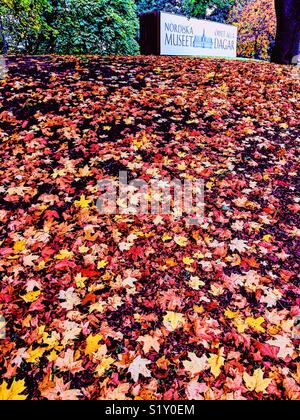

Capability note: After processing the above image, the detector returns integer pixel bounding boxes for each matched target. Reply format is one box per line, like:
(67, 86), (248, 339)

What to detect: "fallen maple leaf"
(21, 290), (41, 303)
(189, 276), (205, 290)
(95, 357), (115, 377)
(174, 236), (188, 247)
(183, 257), (195, 265)
(55, 349), (83, 373)
(85, 334), (104, 356)
(156, 356), (170, 370)
(186, 380), (208, 400)
(283, 378), (300, 400)
(224, 309), (240, 319)
(255, 342), (279, 359)
(55, 249), (74, 260)
(246, 316), (266, 333)
(74, 195), (92, 209)
(25, 346), (46, 363)
(97, 260), (109, 269)
(59, 288), (80, 310)
(243, 368), (272, 393)
(101, 383), (131, 400)
(208, 353), (225, 378)
(128, 356), (151, 382)
(137, 335), (160, 353)
(266, 335), (294, 359)
(0, 380), (27, 400)
(13, 240), (26, 252)
(75, 273), (87, 289)
(41, 377), (82, 400)
(163, 311), (185, 332)
(229, 239), (249, 253)
(183, 353), (209, 376)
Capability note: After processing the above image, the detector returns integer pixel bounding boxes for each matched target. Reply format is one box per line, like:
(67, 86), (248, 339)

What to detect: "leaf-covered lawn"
(0, 56), (299, 400)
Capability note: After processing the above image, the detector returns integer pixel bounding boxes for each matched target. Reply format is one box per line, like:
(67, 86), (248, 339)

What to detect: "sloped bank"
(0, 56), (299, 400)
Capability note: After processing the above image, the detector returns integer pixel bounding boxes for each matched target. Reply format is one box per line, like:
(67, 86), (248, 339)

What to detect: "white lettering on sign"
(160, 12), (237, 58)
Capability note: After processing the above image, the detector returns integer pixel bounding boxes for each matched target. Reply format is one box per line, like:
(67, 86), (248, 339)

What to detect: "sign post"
(140, 12), (237, 58)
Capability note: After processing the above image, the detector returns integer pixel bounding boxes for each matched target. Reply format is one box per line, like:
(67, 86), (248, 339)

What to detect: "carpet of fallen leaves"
(0, 56), (299, 400)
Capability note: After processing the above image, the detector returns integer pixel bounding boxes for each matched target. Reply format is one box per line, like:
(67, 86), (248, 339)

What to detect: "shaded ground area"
(0, 56), (299, 400)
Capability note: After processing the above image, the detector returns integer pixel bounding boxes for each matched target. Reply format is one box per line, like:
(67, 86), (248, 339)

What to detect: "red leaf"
(255, 341), (279, 359)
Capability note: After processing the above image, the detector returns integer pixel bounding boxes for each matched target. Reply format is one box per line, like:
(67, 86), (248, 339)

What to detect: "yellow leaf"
(267, 325), (279, 336)
(78, 165), (91, 177)
(26, 347), (46, 363)
(95, 357), (115, 377)
(22, 315), (32, 328)
(0, 380), (27, 400)
(55, 249), (74, 260)
(133, 139), (143, 149)
(38, 325), (47, 341)
(210, 285), (223, 296)
(262, 234), (272, 242)
(37, 260), (46, 270)
(206, 181), (214, 190)
(74, 195), (92, 209)
(244, 128), (254, 135)
(78, 245), (89, 254)
(189, 276), (204, 290)
(243, 369), (272, 393)
(279, 123), (288, 129)
(89, 302), (105, 314)
(102, 271), (112, 282)
(124, 117), (134, 125)
(177, 152), (186, 158)
(208, 353), (225, 377)
(43, 331), (60, 348)
(13, 240), (26, 252)
(178, 163), (186, 171)
(21, 290), (41, 303)
(224, 309), (240, 319)
(246, 317), (266, 333)
(97, 260), (109, 269)
(85, 334), (103, 356)
(47, 350), (58, 362)
(174, 236), (188, 247)
(194, 251), (205, 259)
(233, 317), (247, 333)
(163, 311), (185, 332)
(75, 273), (87, 289)
(205, 72), (216, 79)
(162, 233), (172, 242)
(206, 109), (216, 116)
(183, 257), (195, 265)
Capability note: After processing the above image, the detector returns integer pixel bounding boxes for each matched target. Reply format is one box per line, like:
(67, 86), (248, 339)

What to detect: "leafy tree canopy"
(136, 0), (185, 15)
(0, 0), (53, 53)
(0, 0), (139, 55)
(136, 0), (235, 22)
(228, 0), (276, 60)
(48, 0), (139, 55)
(184, 0), (235, 20)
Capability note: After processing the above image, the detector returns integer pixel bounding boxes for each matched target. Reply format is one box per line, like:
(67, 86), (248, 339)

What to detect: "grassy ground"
(0, 56), (299, 400)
